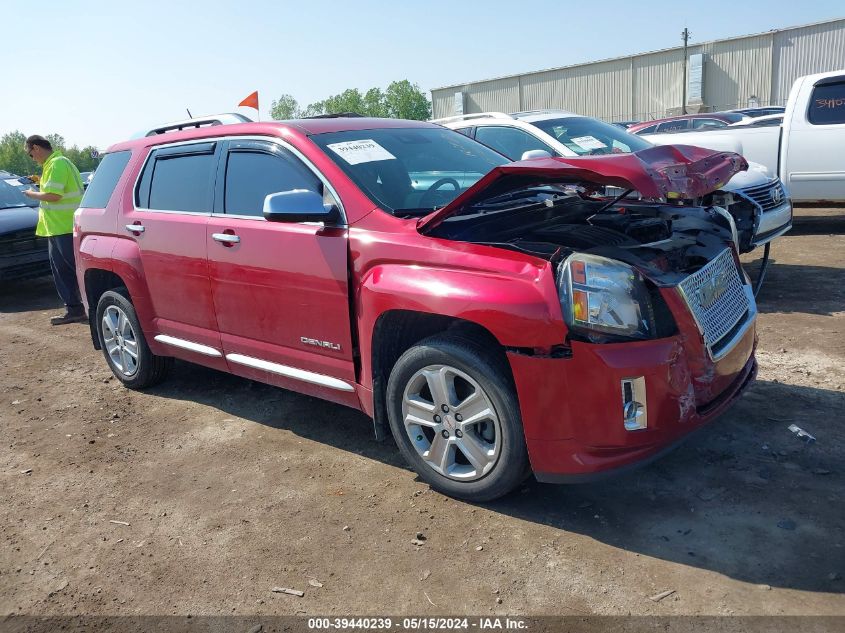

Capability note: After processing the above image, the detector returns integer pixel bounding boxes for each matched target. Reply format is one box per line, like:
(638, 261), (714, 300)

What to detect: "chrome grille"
(736, 179), (785, 212)
(678, 249), (750, 353)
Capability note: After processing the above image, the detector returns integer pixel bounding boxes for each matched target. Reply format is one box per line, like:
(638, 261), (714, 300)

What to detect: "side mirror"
(520, 149), (552, 161)
(263, 190), (340, 224)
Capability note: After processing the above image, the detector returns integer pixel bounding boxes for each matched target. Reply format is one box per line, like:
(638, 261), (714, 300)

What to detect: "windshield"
(310, 127), (509, 216)
(530, 117), (653, 156)
(0, 179), (36, 209)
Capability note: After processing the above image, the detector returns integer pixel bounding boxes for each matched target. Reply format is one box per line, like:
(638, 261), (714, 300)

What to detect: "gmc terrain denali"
(75, 114), (758, 501)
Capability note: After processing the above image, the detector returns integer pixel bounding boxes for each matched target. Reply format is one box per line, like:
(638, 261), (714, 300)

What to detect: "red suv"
(74, 114), (758, 501)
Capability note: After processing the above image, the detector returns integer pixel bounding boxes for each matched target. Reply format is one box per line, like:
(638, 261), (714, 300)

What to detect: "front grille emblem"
(770, 185), (783, 205)
(697, 270), (730, 309)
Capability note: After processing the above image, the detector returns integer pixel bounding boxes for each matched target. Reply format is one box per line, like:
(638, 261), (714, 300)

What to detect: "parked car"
(638, 70), (845, 204)
(79, 171), (95, 190)
(728, 106), (785, 118)
(0, 171), (51, 283)
(628, 112), (750, 135)
(729, 114), (783, 127)
(76, 114), (758, 501)
(434, 110), (791, 254)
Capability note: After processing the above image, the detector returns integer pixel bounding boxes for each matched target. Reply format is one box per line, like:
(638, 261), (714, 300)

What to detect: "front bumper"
(0, 246), (51, 282)
(508, 311), (757, 481)
(751, 200), (793, 248)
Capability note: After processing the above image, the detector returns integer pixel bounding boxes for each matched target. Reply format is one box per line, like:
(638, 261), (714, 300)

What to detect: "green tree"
(269, 94), (301, 120)
(0, 131), (100, 176)
(362, 88), (388, 118)
(0, 131), (38, 176)
(321, 88), (367, 116)
(271, 79), (431, 121)
(385, 80), (431, 120)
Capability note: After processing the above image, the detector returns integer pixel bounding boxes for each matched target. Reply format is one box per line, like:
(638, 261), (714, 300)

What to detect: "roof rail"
(430, 112), (513, 125)
(510, 109), (574, 118)
(144, 113), (253, 137)
(303, 112), (365, 119)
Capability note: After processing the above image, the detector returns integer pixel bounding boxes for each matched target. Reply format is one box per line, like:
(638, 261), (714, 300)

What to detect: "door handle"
(212, 233), (240, 244)
(125, 223), (145, 233)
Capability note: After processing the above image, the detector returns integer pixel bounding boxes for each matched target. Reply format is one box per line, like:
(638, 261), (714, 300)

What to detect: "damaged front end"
(421, 145), (757, 407)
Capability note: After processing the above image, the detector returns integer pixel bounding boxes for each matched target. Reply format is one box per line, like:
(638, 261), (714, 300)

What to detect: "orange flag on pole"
(238, 91), (259, 111)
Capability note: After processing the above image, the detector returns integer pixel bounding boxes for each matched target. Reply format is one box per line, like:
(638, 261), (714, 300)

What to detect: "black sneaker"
(50, 311), (87, 326)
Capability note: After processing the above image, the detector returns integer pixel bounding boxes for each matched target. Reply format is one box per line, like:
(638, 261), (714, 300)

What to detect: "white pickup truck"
(641, 70), (845, 205)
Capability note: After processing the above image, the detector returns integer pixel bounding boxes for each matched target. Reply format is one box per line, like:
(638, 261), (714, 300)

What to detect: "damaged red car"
(74, 115), (757, 501)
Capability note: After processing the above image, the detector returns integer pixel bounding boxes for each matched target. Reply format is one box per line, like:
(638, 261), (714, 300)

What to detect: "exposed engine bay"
(427, 186), (737, 287)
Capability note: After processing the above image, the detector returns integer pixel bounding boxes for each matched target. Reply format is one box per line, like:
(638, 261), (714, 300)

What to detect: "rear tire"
(386, 334), (529, 502)
(96, 289), (172, 389)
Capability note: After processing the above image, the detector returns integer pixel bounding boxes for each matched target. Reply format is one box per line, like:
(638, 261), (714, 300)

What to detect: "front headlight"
(557, 253), (654, 341)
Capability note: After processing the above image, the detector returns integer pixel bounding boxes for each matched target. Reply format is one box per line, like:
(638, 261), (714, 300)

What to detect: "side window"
(453, 127), (474, 137)
(136, 143), (218, 212)
(808, 79), (845, 125)
(692, 118), (727, 129)
(656, 120), (689, 133)
(81, 150), (131, 208)
(224, 148), (322, 217)
(635, 124), (658, 134)
(474, 126), (555, 160)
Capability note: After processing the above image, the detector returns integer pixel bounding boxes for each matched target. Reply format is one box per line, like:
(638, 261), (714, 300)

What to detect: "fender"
(99, 237), (159, 346)
(355, 261), (567, 392)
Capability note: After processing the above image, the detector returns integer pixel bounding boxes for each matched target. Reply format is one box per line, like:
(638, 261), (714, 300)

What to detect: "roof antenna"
(186, 108), (193, 118)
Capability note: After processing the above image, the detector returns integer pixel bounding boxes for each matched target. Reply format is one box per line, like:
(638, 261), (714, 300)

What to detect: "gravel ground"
(1, 207), (843, 618)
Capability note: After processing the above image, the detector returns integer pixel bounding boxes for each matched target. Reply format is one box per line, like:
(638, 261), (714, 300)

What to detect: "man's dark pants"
(47, 233), (84, 315)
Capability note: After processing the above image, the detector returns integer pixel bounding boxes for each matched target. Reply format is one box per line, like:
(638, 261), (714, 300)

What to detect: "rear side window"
(808, 79), (845, 125)
(692, 118), (727, 129)
(224, 148), (322, 217)
(81, 151), (131, 208)
(474, 126), (555, 160)
(656, 120), (689, 133)
(136, 142), (217, 212)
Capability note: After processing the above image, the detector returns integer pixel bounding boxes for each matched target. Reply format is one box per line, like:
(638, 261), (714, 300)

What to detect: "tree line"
(270, 80), (431, 121)
(0, 131), (100, 177)
(1, 80), (431, 175)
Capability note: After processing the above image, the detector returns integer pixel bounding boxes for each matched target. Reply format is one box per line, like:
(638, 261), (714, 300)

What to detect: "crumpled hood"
(418, 145), (747, 232)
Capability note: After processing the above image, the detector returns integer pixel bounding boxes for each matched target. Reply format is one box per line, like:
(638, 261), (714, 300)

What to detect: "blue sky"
(2, 1), (842, 149)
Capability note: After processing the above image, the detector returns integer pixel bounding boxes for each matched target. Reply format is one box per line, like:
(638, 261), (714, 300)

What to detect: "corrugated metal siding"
(432, 91), (455, 119)
(520, 59), (632, 121)
(431, 19), (845, 120)
(465, 78), (521, 116)
(700, 35), (773, 111)
(632, 49), (686, 121)
(772, 19), (845, 104)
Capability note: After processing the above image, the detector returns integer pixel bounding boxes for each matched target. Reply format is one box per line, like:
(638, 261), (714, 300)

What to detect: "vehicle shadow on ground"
(150, 364), (844, 594)
(787, 210), (845, 237)
(741, 258), (845, 316)
(0, 277), (61, 314)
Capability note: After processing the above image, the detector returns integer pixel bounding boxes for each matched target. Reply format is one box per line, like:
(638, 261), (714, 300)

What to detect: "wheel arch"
(369, 309), (513, 441)
(83, 268), (127, 350)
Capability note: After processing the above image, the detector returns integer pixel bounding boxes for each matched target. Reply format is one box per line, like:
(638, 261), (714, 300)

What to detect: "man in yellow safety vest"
(22, 135), (87, 325)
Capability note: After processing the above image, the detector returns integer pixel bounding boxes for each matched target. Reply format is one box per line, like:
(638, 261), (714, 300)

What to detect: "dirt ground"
(1, 207), (843, 619)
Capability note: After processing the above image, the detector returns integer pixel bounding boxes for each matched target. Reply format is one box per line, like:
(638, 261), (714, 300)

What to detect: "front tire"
(386, 334), (529, 502)
(96, 289), (172, 389)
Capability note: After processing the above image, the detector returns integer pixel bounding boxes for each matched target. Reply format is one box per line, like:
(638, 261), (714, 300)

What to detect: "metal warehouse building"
(431, 18), (845, 122)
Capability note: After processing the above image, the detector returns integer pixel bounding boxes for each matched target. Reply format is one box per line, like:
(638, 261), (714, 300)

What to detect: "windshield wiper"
(472, 186), (570, 210)
(394, 208), (438, 218)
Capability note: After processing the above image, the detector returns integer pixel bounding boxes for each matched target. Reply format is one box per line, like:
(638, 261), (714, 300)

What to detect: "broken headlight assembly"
(557, 253), (655, 341)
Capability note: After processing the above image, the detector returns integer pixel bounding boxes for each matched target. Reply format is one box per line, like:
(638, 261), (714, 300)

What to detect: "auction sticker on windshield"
(571, 136), (607, 150)
(327, 140), (396, 165)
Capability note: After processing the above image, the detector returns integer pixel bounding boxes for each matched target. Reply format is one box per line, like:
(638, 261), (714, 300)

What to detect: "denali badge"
(697, 271), (729, 310)
(770, 186), (783, 205)
(301, 336), (341, 351)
